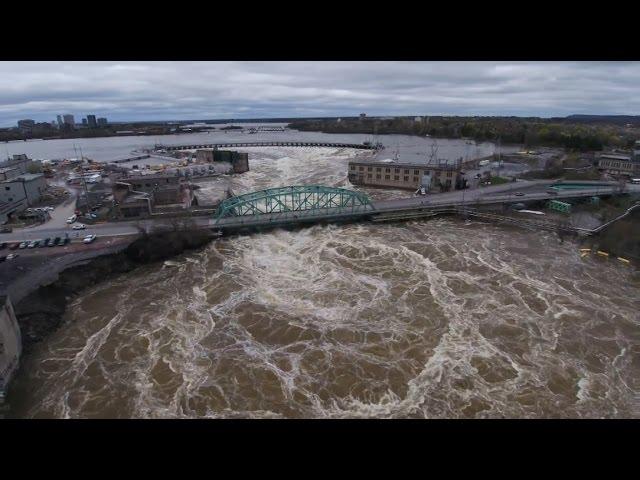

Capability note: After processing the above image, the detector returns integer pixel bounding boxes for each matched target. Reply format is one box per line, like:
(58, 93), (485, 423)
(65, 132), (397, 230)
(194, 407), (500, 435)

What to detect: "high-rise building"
(87, 115), (97, 128)
(63, 114), (75, 129)
(17, 119), (35, 132)
(97, 117), (108, 127)
(56, 115), (63, 126)
(82, 118), (88, 125)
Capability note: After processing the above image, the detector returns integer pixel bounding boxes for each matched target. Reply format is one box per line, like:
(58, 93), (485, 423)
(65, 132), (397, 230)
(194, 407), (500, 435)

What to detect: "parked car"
(514, 192), (525, 196)
(72, 224), (86, 230)
(55, 237), (65, 246)
(19, 241), (28, 249)
(51, 237), (61, 246)
(0, 255), (6, 262)
(41, 238), (51, 247)
(66, 214), (77, 224)
(0, 242), (6, 250)
(27, 240), (40, 248)
(9, 242), (20, 250)
(83, 234), (97, 244)
(6, 253), (18, 260)
(63, 237), (70, 245)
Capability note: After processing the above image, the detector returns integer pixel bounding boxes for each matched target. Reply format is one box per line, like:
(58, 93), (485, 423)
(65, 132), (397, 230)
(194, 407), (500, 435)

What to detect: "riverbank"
(11, 229), (215, 352)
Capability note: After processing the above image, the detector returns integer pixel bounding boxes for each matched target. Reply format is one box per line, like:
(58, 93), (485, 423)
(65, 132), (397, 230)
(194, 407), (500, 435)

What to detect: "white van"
(66, 214), (77, 224)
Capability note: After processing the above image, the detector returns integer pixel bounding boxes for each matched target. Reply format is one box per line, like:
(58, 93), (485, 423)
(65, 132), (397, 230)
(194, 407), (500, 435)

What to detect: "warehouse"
(348, 161), (463, 192)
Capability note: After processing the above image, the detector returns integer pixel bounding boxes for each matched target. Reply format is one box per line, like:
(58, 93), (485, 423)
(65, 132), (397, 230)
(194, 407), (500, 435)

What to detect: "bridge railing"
(214, 185), (376, 225)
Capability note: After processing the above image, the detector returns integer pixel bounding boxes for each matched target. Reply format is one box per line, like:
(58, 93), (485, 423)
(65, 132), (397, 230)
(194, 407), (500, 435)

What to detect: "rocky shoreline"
(13, 229), (215, 352)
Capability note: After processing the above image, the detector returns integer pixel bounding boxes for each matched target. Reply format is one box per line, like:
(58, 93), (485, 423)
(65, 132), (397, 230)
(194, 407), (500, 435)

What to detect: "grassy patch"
(487, 176), (510, 185)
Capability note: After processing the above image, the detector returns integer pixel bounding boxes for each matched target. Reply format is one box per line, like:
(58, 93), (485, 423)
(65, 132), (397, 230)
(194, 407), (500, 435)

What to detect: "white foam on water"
(10, 147), (640, 419)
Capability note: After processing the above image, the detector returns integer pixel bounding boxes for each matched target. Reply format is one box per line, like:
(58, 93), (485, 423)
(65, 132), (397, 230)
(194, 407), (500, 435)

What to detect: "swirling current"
(7, 147), (640, 418)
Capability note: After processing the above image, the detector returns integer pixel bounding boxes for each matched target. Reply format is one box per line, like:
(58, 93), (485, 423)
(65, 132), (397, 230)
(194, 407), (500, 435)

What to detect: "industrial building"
(0, 154), (36, 176)
(0, 198), (28, 224)
(112, 173), (195, 218)
(0, 167), (20, 182)
(348, 161), (464, 192)
(597, 150), (640, 178)
(195, 149), (249, 173)
(1, 173), (47, 206)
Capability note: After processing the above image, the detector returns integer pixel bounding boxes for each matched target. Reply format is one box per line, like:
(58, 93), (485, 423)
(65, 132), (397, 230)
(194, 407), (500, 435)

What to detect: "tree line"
(288, 116), (639, 151)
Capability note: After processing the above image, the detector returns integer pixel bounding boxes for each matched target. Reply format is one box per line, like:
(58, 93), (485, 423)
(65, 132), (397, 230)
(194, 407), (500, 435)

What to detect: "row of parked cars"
(0, 234), (97, 253)
(26, 206), (55, 214)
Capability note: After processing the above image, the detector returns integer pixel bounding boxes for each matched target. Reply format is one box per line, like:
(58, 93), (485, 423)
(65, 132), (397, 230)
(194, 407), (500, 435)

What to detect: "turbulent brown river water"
(8, 146), (640, 418)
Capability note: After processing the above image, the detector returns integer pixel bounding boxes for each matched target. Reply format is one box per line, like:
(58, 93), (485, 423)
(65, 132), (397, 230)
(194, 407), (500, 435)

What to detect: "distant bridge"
(248, 126), (286, 132)
(155, 141), (381, 152)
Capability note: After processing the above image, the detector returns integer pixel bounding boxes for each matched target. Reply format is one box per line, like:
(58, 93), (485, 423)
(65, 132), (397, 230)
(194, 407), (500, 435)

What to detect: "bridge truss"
(215, 185), (375, 223)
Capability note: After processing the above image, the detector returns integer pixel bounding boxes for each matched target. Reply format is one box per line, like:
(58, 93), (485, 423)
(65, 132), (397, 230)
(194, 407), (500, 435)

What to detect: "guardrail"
(372, 206), (594, 235)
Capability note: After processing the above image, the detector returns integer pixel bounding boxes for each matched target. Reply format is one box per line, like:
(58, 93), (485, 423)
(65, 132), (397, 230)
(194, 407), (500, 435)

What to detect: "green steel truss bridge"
(214, 185), (376, 228)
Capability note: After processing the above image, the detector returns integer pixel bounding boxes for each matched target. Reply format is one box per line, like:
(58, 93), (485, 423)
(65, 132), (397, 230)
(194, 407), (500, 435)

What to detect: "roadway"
(3, 180), (638, 242)
(372, 180), (640, 212)
(1, 216), (218, 244)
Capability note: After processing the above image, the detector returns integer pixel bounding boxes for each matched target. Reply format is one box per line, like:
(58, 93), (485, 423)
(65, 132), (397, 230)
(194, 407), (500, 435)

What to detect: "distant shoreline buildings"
(15, 114), (108, 132)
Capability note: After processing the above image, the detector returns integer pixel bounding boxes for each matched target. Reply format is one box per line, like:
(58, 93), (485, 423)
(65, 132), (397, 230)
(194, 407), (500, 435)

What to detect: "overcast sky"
(0, 61), (639, 127)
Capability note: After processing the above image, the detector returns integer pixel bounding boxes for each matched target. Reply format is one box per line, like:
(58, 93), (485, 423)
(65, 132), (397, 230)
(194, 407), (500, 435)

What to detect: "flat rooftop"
(600, 154), (632, 160)
(349, 160), (460, 170)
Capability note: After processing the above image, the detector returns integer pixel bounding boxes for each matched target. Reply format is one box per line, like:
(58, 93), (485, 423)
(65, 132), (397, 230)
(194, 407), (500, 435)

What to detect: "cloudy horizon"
(1, 61), (639, 127)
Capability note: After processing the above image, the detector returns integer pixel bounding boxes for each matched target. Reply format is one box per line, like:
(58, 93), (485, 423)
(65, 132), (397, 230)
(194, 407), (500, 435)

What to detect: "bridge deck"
(212, 181), (639, 232)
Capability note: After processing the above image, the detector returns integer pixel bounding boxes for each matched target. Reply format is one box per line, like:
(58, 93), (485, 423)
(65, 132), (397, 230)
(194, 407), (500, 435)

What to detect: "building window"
(367, 166), (372, 171)
(394, 175), (399, 180)
(447, 171), (452, 177)
(367, 174), (372, 178)
(376, 167), (381, 172)
(376, 174), (381, 179)
(413, 177), (419, 183)
(385, 168), (390, 173)
(385, 175), (390, 180)
(359, 166), (364, 171)
(404, 169), (409, 174)
(350, 165), (355, 170)
(404, 176), (409, 182)
(394, 168), (400, 173)
(414, 170), (420, 175)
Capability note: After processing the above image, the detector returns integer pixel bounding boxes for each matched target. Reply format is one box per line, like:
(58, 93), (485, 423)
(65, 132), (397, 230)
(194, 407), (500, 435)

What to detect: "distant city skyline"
(1, 61), (639, 127)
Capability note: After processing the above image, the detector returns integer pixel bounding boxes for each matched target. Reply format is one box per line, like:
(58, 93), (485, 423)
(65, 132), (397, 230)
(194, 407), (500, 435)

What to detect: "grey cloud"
(0, 61), (639, 126)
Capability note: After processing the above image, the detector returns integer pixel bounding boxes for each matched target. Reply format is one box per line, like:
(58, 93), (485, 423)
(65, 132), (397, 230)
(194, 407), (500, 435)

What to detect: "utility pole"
(74, 144), (92, 213)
